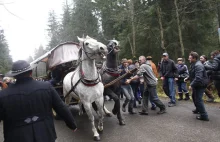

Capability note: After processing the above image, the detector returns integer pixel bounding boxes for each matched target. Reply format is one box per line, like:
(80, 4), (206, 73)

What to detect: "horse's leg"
(114, 87), (126, 125)
(95, 97), (104, 133)
(78, 101), (83, 116)
(83, 101), (100, 141)
(103, 104), (112, 117)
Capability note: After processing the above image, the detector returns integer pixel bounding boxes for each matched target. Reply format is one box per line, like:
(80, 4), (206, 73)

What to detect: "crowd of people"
(0, 50), (219, 141)
(113, 50), (220, 121)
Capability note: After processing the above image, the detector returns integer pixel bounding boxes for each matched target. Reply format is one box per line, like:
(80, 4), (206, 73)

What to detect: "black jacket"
(0, 77), (77, 142)
(205, 54), (220, 80)
(189, 61), (209, 88)
(160, 59), (178, 78)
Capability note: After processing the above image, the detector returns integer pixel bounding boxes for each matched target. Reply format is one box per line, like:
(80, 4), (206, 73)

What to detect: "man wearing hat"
(0, 60), (77, 142)
(160, 53), (178, 107)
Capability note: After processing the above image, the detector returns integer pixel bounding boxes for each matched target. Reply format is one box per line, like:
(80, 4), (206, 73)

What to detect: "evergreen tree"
(34, 45), (46, 60)
(0, 33), (12, 74)
(47, 11), (61, 50)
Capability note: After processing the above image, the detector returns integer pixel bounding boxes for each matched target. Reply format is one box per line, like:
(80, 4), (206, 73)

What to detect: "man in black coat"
(186, 52), (209, 121)
(159, 53), (178, 107)
(0, 60), (77, 142)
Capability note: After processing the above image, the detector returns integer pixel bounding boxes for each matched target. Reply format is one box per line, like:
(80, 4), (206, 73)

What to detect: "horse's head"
(77, 36), (107, 60)
(107, 40), (120, 55)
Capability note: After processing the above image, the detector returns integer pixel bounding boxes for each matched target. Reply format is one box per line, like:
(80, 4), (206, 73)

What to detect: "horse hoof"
(93, 136), (101, 141)
(106, 113), (112, 117)
(119, 120), (126, 126)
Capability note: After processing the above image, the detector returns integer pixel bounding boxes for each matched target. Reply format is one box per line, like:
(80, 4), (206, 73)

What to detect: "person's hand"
(155, 78), (158, 81)
(125, 79), (131, 84)
(73, 128), (77, 132)
(175, 78), (178, 81)
(160, 77), (165, 80)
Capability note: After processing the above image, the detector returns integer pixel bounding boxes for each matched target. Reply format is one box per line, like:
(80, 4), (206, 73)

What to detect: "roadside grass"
(157, 80), (220, 103)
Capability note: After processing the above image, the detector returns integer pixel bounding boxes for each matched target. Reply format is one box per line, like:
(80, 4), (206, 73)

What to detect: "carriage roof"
(30, 42), (80, 68)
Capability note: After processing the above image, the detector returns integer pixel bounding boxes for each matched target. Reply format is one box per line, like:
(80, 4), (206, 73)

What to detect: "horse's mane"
(76, 47), (82, 65)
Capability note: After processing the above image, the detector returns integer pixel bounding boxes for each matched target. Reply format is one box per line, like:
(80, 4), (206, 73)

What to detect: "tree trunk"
(127, 35), (134, 56)
(130, 0), (136, 58)
(174, 0), (185, 58)
(156, 5), (166, 52)
(217, 0), (220, 47)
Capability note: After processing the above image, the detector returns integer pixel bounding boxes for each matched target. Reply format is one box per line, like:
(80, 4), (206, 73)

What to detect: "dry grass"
(157, 80), (220, 103)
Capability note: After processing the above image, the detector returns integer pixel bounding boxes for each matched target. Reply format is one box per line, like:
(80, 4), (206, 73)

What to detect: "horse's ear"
(86, 35), (91, 39)
(77, 36), (84, 43)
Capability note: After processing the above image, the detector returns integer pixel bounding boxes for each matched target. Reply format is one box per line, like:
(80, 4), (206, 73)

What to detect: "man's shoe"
(129, 110), (136, 114)
(207, 98), (214, 103)
(139, 111), (148, 115)
(122, 104), (126, 112)
(178, 98), (183, 101)
(196, 116), (209, 121)
(151, 106), (157, 110)
(192, 109), (200, 114)
(119, 120), (126, 125)
(184, 97), (190, 101)
(168, 103), (176, 107)
(157, 109), (166, 114)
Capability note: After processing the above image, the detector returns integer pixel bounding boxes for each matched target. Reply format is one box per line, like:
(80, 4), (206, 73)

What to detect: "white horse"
(63, 36), (108, 141)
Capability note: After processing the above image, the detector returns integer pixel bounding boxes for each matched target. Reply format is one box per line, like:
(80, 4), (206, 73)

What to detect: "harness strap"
(64, 73), (81, 100)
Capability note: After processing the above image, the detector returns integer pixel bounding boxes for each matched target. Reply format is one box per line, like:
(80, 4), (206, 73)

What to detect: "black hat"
(6, 60), (36, 77)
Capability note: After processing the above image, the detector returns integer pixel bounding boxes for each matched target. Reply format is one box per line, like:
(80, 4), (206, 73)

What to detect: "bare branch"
(1, 4), (23, 20)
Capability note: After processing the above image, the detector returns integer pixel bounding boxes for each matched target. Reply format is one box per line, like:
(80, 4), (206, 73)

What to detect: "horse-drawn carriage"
(31, 36), (132, 141)
(30, 41), (80, 102)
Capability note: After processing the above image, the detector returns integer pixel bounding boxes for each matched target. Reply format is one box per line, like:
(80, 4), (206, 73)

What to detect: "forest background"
(1, 0), (220, 99)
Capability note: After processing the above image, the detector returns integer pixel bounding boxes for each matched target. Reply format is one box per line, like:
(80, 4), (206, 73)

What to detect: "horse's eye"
(85, 42), (89, 46)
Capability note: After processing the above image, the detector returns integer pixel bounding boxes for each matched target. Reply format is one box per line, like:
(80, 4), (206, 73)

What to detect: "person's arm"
(172, 61), (179, 79)
(50, 85), (77, 131)
(126, 65), (145, 84)
(159, 62), (164, 80)
(204, 58), (220, 71)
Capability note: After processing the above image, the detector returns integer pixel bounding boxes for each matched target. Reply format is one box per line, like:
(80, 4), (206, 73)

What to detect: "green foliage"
(34, 45), (46, 60)
(0, 34), (12, 74)
(46, 0), (219, 64)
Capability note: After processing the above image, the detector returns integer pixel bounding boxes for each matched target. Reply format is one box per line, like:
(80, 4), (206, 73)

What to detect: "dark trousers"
(192, 87), (208, 118)
(130, 82), (140, 107)
(142, 85), (165, 112)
